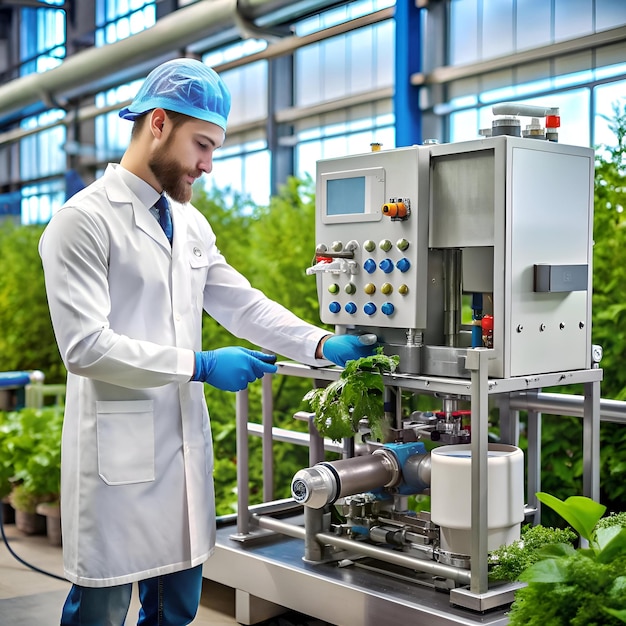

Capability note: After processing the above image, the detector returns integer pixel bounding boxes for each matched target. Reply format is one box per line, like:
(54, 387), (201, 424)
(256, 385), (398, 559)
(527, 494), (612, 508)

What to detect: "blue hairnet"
(119, 58), (231, 130)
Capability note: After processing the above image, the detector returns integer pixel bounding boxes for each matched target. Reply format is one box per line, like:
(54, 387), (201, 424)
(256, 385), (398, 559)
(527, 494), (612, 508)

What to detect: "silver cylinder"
(291, 452), (399, 509)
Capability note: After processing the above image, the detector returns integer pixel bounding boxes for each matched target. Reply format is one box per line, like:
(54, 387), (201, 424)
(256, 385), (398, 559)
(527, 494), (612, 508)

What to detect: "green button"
(364, 240), (376, 252)
(344, 283), (356, 294)
(379, 239), (392, 252)
(328, 284), (339, 294)
(397, 238), (410, 251)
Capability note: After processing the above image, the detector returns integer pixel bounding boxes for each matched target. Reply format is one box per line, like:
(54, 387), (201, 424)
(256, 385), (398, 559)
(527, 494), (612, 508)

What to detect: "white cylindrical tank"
(430, 443), (524, 555)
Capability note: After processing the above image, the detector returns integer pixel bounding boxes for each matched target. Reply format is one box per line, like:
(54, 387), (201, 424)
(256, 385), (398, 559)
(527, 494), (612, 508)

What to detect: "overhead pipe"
(0, 0), (343, 122)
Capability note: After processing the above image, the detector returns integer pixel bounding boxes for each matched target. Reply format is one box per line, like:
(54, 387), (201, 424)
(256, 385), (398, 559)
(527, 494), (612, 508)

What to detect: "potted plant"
(0, 410), (18, 523)
(493, 493), (626, 625)
(4, 407), (63, 540)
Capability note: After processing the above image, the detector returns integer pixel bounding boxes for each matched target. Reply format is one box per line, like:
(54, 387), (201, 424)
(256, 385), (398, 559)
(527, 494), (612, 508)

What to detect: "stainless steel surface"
(467, 349), (490, 595)
(205, 520), (510, 626)
(583, 379), (601, 502)
(277, 360), (603, 395)
(450, 583), (523, 612)
(236, 389), (251, 537)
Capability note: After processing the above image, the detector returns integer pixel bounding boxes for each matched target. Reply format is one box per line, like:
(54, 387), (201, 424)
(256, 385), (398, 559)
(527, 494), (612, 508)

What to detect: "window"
(18, 1), (67, 224)
(95, 0), (156, 46)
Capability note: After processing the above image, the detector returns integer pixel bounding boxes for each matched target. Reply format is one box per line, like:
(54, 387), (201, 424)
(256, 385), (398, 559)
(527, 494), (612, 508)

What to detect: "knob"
(396, 238), (410, 251)
(329, 301), (341, 314)
(363, 259), (377, 274)
(397, 257), (411, 273)
(344, 282), (356, 295)
(316, 243), (328, 254)
(364, 240), (376, 252)
(364, 302), (377, 316)
(345, 302), (357, 315)
(379, 239), (392, 252)
(364, 283), (376, 295)
(331, 241), (343, 252)
(398, 284), (409, 295)
(379, 259), (394, 273)
(382, 302), (395, 316)
(381, 282), (393, 295)
(328, 283), (339, 294)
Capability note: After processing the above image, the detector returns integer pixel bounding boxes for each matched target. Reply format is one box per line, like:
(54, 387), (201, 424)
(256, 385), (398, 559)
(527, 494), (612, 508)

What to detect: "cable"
(0, 501), (68, 582)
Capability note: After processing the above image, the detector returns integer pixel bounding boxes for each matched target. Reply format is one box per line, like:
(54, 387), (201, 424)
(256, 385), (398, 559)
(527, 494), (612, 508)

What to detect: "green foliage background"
(1, 111), (626, 516)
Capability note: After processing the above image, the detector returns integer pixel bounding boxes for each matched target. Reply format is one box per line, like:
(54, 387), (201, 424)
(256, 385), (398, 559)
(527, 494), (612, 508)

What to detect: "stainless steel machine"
(203, 107), (603, 626)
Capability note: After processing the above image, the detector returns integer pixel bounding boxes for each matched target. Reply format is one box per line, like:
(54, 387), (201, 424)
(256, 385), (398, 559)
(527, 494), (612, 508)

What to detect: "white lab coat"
(39, 164), (328, 587)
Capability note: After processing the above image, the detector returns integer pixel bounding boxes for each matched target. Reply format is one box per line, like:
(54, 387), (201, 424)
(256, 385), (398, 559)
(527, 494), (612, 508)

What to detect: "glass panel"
(516, 0), (552, 50)
(450, 0), (479, 65)
(220, 62), (268, 127)
(596, 0), (626, 31)
(594, 80), (626, 149)
(555, 0), (593, 41)
(482, 0), (514, 59)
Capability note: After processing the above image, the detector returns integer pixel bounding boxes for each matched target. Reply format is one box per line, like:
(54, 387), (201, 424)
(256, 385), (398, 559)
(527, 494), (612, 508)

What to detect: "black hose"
(0, 501), (67, 582)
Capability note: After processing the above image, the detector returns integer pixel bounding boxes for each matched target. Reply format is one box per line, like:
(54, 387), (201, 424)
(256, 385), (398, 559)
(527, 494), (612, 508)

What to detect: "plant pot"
(1, 497), (15, 524)
(36, 501), (62, 546)
(14, 508), (47, 535)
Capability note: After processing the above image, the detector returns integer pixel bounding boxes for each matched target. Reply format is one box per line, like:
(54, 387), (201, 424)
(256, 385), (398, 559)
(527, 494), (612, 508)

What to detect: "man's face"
(148, 116), (225, 204)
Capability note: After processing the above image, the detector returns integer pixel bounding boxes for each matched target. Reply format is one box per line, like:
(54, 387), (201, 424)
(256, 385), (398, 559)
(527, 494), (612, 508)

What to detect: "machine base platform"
(203, 518), (512, 626)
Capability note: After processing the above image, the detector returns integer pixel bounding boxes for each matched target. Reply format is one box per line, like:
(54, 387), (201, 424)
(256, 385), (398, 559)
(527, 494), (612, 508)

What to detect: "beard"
(148, 138), (196, 204)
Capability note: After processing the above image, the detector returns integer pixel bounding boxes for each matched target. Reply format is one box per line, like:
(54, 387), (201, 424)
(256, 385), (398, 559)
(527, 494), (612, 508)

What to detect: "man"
(39, 58), (375, 625)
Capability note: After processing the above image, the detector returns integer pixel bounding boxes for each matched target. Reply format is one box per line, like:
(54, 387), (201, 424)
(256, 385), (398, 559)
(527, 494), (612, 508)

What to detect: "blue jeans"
(60, 565), (203, 626)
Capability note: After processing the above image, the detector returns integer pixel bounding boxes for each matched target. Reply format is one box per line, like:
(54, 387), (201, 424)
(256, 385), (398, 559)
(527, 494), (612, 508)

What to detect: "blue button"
(364, 302), (377, 316)
(382, 302), (395, 316)
(345, 302), (357, 314)
(379, 259), (394, 273)
(397, 257), (411, 272)
(363, 258), (377, 274)
(329, 301), (341, 313)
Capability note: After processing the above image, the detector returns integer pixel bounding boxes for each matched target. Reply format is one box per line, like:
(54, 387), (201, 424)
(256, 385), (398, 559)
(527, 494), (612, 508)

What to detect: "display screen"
(326, 176), (366, 216)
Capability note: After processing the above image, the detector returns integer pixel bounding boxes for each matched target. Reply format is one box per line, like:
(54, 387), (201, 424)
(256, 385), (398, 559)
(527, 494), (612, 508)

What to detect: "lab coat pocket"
(96, 400), (155, 485)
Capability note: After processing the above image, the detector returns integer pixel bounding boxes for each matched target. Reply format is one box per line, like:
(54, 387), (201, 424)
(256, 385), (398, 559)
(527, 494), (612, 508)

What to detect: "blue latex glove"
(193, 347), (277, 391)
(322, 334), (378, 367)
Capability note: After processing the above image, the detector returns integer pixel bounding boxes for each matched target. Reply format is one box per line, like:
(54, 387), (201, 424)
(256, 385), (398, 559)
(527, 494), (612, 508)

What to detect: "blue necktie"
(155, 195), (173, 245)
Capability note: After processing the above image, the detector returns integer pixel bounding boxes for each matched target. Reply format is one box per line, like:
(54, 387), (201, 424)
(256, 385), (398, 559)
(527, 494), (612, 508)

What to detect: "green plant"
(304, 349), (400, 442)
(488, 523), (577, 582)
(2, 407), (63, 501)
(507, 493), (626, 626)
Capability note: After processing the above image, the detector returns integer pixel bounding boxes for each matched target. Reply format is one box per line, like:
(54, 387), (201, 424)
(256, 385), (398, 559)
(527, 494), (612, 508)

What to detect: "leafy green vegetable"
(536, 492), (606, 542)
(488, 524), (577, 582)
(507, 494), (626, 626)
(304, 348), (400, 441)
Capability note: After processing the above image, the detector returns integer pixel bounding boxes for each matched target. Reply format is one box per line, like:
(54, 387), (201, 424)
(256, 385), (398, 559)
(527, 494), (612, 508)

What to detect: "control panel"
(310, 146), (431, 330)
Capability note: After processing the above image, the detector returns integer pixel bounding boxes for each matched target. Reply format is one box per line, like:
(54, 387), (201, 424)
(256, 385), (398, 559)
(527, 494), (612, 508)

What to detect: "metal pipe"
(0, 0), (236, 121)
(509, 391), (626, 425)
(246, 421), (343, 454)
(251, 512), (306, 540)
(291, 453), (399, 509)
(316, 532), (472, 585)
